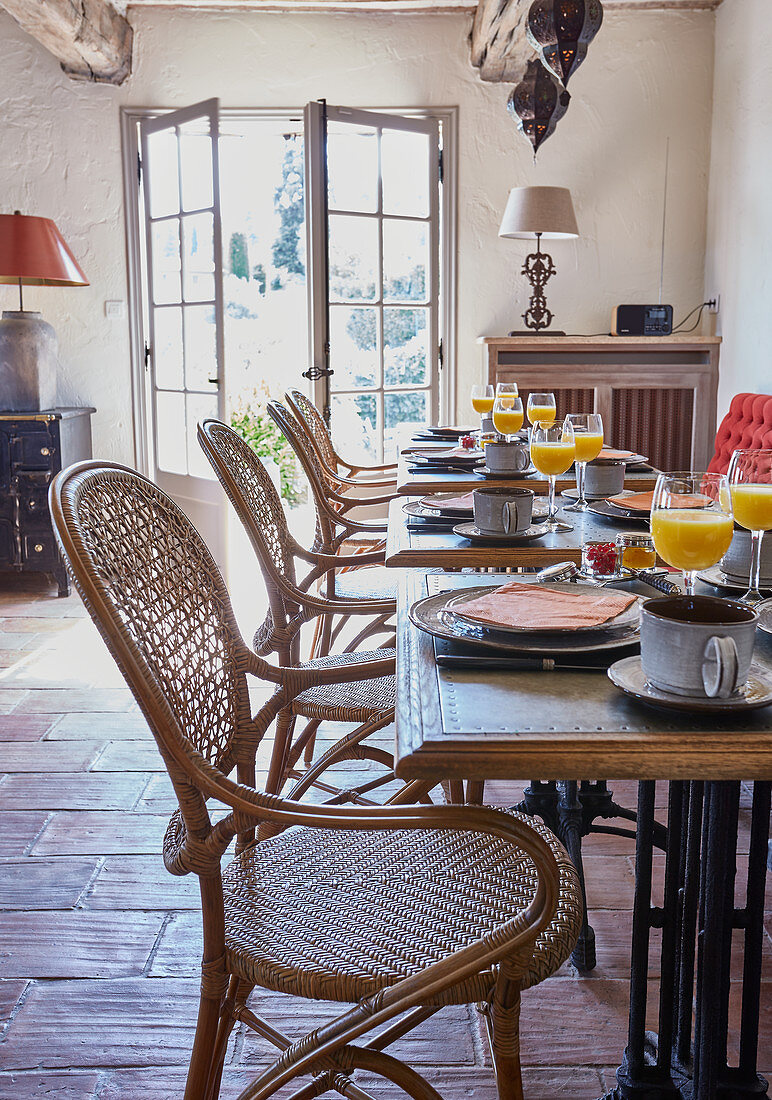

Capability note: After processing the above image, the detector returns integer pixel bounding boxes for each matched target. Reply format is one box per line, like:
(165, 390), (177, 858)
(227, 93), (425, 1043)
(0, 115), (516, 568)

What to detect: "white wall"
(705, 0), (772, 418)
(0, 5), (714, 455)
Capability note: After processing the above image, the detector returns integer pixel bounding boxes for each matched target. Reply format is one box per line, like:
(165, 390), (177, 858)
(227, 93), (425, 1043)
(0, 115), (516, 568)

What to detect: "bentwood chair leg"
(265, 708), (295, 796)
(466, 781), (486, 805)
(486, 967), (526, 1100)
(184, 991), (224, 1100)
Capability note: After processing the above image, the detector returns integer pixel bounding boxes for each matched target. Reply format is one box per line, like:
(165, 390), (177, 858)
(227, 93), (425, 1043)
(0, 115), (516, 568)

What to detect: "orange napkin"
(420, 492), (475, 512)
(607, 491), (707, 512)
(455, 581), (637, 632)
(598, 448), (635, 460)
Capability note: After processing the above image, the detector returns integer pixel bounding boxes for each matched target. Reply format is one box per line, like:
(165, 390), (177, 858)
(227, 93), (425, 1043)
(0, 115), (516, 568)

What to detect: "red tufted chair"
(708, 393), (772, 474)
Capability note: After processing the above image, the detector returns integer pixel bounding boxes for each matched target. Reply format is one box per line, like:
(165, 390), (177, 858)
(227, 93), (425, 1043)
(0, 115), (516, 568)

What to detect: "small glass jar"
(616, 532), (656, 572)
(581, 540), (622, 577)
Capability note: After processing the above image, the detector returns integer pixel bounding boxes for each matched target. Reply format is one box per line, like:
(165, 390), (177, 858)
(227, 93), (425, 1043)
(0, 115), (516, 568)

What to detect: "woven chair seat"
(333, 567), (397, 603)
(292, 648), (396, 721)
(223, 810), (581, 1006)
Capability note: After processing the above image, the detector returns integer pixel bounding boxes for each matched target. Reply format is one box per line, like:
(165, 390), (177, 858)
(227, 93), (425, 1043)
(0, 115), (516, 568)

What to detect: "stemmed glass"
(530, 420), (575, 532)
(526, 392), (557, 428)
(471, 384), (494, 434)
(492, 394), (524, 442)
(727, 448), (772, 605)
(650, 472), (734, 597)
(495, 381), (519, 402)
(563, 412), (604, 513)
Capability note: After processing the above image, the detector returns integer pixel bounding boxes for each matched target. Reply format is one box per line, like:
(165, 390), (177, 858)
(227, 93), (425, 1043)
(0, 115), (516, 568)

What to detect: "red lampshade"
(0, 212), (88, 287)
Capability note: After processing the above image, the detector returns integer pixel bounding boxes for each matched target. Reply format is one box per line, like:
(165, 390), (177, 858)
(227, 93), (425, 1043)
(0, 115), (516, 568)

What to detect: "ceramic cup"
(473, 486), (534, 535)
(640, 595), (758, 699)
(720, 528), (772, 585)
(485, 439), (530, 473)
(584, 460), (626, 499)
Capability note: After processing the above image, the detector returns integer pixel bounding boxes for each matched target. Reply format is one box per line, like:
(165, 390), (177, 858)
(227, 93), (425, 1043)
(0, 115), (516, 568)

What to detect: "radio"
(611, 304), (673, 337)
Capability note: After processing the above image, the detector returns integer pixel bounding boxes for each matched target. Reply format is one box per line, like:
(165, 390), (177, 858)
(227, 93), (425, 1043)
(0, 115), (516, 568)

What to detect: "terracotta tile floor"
(0, 573), (769, 1099)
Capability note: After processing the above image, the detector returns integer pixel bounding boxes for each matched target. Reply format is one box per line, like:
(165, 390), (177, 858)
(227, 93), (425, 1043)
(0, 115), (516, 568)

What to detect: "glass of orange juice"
(530, 420), (575, 532)
(471, 384), (494, 434)
(727, 448), (772, 604)
(495, 381), (519, 404)
(563, 412), (604, 513)
(650, 472), (734, 597)
(492, 394), (524, 441)
(526, 392), (556, 428)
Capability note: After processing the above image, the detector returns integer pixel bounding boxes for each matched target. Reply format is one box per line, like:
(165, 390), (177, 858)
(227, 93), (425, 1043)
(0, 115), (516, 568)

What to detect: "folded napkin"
(420, 492), (475, 512)
(455, 581), (637, 632)
(598, 448), (635, 460)
(436, 447), (483, 459)
(607, 491), (707, 512)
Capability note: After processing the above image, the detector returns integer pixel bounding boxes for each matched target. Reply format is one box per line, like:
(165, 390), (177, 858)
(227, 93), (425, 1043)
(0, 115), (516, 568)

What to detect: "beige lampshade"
(498, 186), (579, 240)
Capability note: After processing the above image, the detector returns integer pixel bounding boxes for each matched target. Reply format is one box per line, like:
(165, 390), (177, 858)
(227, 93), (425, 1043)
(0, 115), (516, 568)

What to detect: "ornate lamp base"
(514, 231), (561, 335)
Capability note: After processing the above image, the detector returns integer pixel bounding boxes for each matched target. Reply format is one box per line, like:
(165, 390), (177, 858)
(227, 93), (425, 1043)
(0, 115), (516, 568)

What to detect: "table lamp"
(0, 211), (89, 412)
(498, 186), (578, 336)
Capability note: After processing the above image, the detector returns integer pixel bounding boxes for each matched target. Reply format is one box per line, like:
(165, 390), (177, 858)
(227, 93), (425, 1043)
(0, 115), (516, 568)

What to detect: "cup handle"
(701, 635), (740, 699)
(501, 502), (513, 534)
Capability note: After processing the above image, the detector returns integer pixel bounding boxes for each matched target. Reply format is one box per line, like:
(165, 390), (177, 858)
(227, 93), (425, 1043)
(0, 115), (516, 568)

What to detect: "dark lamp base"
(508, 329), (566, 337)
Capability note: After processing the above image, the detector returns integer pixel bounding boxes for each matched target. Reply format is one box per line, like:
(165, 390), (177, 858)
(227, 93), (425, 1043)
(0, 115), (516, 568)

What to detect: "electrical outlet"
(708, 295), (720, 314)
(104, 300), (126, 319)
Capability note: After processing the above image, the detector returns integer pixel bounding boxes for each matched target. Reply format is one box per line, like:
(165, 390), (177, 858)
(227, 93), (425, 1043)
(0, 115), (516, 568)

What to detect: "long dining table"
(394, 570), (772, 1100)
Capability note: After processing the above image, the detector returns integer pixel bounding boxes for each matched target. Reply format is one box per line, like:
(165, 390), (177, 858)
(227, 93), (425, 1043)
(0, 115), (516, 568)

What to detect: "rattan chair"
(197, 419), (398, 799)
(267, 399), (398, 607)
(285, 387), (397, 488)
(49, 459), (583, 1100)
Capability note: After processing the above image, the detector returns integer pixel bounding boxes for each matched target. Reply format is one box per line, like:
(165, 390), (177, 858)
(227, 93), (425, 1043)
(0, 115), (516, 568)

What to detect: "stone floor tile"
(582, 854), (636, 910)
(0, 859), (99, 911)
(0, 979), (28, 1030)
(0, 813), (50, 857)
(0, 744), (104, 774)
(0, 912), (164, 978)
(0, 775), (149, 811)
(0, 634), (38, 652)
(148, 913), (201, 975)
(0, 1072), (99, 1099)
(0, 716), (55, 742)
(83, 856), (200, 911)
(47, 713), (151, 741)
(89, 742), (164, 773)
(11, 690), (133, 715)
(31, 812), (168, 857)
(518, 978), (643, 1065)
(0, 619), (75, 634)
(0, 691), (28, 714)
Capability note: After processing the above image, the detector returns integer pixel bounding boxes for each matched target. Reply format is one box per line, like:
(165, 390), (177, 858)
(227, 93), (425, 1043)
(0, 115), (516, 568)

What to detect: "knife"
(436, 655), (610, 672)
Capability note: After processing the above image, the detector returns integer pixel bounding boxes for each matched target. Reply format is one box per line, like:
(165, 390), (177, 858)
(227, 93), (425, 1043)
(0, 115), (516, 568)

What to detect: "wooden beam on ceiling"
(471, 0), (720, 84)
(1, 0), (133, 84)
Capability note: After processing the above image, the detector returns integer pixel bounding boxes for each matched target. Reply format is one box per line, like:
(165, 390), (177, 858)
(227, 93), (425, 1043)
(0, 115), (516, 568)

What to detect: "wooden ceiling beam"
(1, 0), (133, 84)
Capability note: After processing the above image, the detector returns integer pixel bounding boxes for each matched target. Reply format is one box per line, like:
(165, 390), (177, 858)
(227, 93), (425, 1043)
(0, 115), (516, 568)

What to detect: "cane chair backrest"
(286, 389), (339, 472)
(49, 462), (254, 777)
(266, 400), (339, 551)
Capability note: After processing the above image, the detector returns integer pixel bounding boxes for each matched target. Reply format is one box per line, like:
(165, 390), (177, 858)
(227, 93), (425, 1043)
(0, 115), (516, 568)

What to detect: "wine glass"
(495, 381), (519, 403)
(526, 392), (556, 428)
(530, 420), (575, 532)
(727, 448), (772, 605)
(563, 412), (604, 513)
(471, 384), (494, 434)
(650, 472), (734, 597)
(492, 394), (524, 442)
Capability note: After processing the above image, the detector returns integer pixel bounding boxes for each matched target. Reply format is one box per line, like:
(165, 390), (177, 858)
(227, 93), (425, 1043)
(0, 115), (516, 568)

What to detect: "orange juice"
(573, 432), (604, 464)
(531, 440), (575, 476)
(472, 396), (495, 414)
(527, 405), (556, 427)
(651, 509), (734, 572)
(493, 407), (524, 435)
(730, 484), (772, 531)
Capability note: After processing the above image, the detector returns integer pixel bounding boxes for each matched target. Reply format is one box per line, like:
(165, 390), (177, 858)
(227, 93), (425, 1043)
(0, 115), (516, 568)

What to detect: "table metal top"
(395, 571), (772, 784)
(385, 496), (651, 569)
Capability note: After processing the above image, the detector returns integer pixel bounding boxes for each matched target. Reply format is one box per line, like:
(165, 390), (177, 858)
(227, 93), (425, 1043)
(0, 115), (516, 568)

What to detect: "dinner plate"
(451, 521), (547, 545)
(608, 655), (772, 714)
(757, 600), (772, 636)
(402, 501), (469, 523)
(411, 448), (485, 467)
(697, 565), (772, 595)
(595, 452), (648, 467)
(474, 465), (537, 479)
(447, 586), (643, 636)
(425, 425), (476, 437)
(409, 583), (642, 656)
(587, 493), (650, 524)
(413, 492), (475, 516)
(562, 487), (621, 502)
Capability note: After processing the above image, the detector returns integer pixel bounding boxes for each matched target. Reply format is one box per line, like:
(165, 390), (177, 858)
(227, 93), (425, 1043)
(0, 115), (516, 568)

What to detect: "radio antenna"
(659, 137), (670, 306)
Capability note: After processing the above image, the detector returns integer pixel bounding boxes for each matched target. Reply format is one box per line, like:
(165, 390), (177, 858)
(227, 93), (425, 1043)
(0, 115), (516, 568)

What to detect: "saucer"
(757, 600), (772, 636)
(452, 521), (547, 545)
(474, 465), (536, 479)
(697, 565), (772, 595)
(608, 655), (772, 713)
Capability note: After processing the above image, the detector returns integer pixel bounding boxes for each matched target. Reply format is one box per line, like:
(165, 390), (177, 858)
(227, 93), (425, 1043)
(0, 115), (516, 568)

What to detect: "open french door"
(138, 99), (226, 564)
(304, 102), (441, 464)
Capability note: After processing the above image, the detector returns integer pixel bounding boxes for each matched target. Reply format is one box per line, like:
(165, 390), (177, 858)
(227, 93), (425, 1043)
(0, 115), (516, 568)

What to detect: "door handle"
(208, 377), (220, 386)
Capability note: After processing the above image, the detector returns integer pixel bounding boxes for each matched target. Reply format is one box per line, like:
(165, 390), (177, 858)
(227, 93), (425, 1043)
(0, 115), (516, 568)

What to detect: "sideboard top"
(479, 335), (721, 350)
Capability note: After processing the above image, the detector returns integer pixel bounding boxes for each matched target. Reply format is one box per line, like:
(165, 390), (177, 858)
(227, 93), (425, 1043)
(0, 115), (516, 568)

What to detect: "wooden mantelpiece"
(480, 335), (721, 471)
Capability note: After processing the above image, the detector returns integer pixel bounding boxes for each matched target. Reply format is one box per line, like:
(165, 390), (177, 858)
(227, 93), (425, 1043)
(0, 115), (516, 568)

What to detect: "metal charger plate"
(409, 582), (642, 655)
(587, 493), (650, 524)
(608, 655), (772, 714)
(448, 586), (642, 636)
(451, 521), (547, 545)
(405, 497), (549, 521)
(425, 425), (476, 438)
(595, 452), (648, 467)
(757, 601), (772, 636)
(474, 464), (537, 479)
(697, 565), (772, 595)
(411, 447), (484, 466)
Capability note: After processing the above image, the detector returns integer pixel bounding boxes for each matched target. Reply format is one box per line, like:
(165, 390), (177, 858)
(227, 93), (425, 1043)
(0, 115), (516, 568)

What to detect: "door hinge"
(143, 342), (152, 370)
(438, 148), (444, 184)
(438, 339), (444, 370)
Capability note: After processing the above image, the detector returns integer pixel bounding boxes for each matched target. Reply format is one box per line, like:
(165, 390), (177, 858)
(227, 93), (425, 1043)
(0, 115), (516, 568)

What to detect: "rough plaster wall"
(0, 5), (714, 451)
(705, 0), (772, 419)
